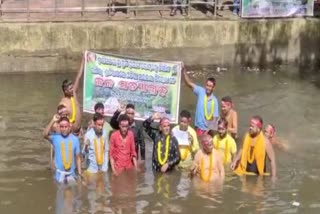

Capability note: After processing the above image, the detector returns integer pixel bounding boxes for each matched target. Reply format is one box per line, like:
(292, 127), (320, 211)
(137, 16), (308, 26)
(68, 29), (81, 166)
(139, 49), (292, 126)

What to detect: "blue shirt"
(193, 85), (219, 130)
(50, 133), (80, 181)
(84, 128), (109, 173)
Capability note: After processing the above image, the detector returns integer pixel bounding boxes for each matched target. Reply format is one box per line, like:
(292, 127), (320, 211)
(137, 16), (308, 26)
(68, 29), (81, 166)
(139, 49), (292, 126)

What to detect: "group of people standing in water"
(43, 57), (287, 185)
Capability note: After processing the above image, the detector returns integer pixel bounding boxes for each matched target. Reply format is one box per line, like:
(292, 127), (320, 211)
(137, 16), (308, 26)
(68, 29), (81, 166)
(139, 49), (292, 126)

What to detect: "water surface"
(0, 66), (320, 213)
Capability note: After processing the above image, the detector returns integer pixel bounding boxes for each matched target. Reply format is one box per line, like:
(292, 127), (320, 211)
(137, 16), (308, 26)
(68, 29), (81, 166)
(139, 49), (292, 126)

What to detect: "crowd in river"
(43, 56), (288, 186)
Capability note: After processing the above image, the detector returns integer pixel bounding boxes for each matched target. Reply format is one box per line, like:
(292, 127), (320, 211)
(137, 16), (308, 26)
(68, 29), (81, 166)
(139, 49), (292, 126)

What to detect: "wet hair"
(267, 124), (276, 133)
(180, 110), (191, 119)
(126, 103), (135, 110)
(218, 118), (228, 128)
(221, 96), (232, 103)
(59, 116), (70, 123)
(94, 102), (104, 112)
(269, 124), (276, 132)
(206, 77), (216, 86)
(93, 113), (104, 122)
(201, 134), (212, 142)
(252, 115), (263, 125)
(62, 79), (73, 92)
(118, 114), (130, 124)
(57, 104), (66, 112)
(207, 130), (216, 137)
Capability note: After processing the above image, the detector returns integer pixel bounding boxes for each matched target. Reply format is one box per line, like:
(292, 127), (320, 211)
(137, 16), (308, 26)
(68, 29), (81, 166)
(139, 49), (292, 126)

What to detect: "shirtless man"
(264, 124), (288, 151)
(59, 57), (84, 134)
(191, 134), (225, 182)
(220, 96), (238, 139)
(231, 116), (277, 180)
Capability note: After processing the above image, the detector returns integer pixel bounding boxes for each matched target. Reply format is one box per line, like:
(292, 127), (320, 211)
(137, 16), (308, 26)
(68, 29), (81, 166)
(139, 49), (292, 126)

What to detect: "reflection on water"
(1, 67), (320, 213)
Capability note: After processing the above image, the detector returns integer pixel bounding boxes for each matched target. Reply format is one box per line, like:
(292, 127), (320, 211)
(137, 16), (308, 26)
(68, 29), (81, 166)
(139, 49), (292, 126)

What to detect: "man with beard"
(231, 116), (277, 179)
(191, 134), (225, 182)
(109, 115), (139, 176)
(110, 104), (145, 161)
(143, 113), (180, 173)
(213, 118), (237, 166)
(83, 113), (109, 173)
(182, 65), (219, 137)
(44, 116), (82, 184)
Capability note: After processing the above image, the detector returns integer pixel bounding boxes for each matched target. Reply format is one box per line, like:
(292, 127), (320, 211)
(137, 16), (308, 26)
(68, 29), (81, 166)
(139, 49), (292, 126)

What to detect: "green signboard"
(83, 51), (182, 123)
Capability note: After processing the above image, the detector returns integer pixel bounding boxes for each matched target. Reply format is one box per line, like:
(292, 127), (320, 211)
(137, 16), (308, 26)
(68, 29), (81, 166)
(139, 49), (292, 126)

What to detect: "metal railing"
(0, 0), (241, 21)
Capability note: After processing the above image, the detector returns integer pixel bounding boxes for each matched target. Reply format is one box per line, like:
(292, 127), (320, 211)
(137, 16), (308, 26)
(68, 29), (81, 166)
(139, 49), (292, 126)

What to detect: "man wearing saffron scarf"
(109, 115), (138, 176)
(172, 110), (199, 169)
(213, 118), (237, 166)
(87, 102), (113, 138)
(83, 113), (109, 173)
(44, 116), (82, 184)
(143, 113), (180, 173)
(59, 57), (84, 135)
(231, 116), (277, 179)
(182, 65), (219, 137)
(191, 134), (224, 182)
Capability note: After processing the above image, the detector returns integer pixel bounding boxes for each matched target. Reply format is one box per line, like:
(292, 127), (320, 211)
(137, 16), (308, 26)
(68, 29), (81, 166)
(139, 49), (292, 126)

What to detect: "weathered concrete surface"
(0, 18), (320, 72)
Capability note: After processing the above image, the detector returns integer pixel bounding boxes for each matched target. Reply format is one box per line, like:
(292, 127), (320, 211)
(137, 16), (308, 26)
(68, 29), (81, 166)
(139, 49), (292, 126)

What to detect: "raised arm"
(73, 56), (85, 95)
(43, 114), (60, 140)
(182, 64), (196, 90)
(110, 110), (121, 130)
(142, 113), (160, 142)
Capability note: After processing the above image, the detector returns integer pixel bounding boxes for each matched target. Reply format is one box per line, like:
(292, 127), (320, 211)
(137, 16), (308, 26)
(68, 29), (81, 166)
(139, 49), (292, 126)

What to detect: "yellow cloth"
(234, 132), (267, 176)
(172, 125), (199, 153)
(178, 147), (193, 169)
(213, 134), (237, 164)
(172, 125), (199, 169)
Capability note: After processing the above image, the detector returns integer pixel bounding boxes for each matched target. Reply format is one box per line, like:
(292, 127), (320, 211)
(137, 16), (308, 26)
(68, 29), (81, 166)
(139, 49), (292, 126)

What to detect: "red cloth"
(196, 128), (206, 137)
(110, 130), (137, 171)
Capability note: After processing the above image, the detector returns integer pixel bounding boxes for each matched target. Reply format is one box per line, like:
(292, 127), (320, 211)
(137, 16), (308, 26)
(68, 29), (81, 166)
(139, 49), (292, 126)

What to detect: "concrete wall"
(1, 18), (320, 72)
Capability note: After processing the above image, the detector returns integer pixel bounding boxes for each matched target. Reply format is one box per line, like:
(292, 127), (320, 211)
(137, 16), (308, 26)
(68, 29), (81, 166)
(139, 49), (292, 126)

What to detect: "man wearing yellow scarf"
(83, 113), (109, 173)
(172, 110), (199, 169)
(59, 56), (84, 135)
(44, 116), (82, 184)
(213, 118), (237, 165)
(143, 113), (181, 173)
(191, 134), (225, 182)
(231, 116), (277, 179)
